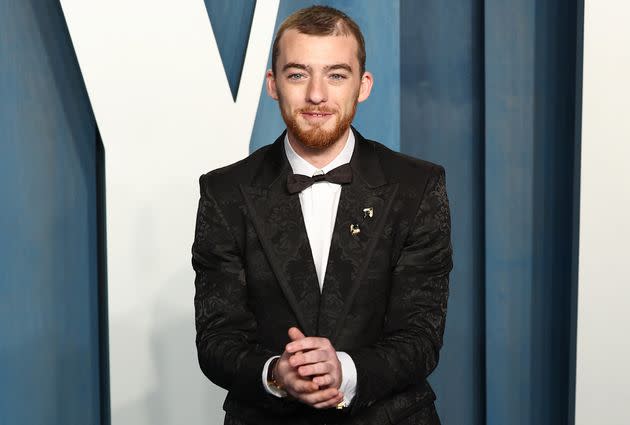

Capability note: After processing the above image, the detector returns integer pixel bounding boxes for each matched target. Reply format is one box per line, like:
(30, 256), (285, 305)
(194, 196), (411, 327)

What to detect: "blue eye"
(288, 73), (305, 80)
(330, 74), (347, 80)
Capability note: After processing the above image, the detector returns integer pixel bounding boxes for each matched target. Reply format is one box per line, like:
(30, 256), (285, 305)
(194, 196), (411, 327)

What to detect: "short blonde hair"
(271, 5), (366, 76)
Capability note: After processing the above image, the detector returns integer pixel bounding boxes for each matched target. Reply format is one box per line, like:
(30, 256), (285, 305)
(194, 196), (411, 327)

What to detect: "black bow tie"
(286, 163), (353, 194)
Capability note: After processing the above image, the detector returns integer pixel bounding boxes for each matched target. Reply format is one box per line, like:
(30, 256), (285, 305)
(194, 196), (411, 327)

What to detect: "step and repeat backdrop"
(1, 0), (628, 424)
(575, 1), (630, 424)
(60, 2), (279, 424)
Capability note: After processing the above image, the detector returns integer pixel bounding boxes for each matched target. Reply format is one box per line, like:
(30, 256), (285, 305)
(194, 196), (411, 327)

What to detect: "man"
(192, 6), (452, 425)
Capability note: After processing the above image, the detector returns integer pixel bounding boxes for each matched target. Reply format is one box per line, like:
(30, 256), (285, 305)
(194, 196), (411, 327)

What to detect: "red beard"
(281, 102), (357, 149)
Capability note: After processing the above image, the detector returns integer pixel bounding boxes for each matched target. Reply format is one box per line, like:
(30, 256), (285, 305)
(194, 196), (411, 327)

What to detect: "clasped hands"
(273, 327), (344, 409)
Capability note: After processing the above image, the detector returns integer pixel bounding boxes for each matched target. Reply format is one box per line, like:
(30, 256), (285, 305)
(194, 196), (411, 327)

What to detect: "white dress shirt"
(261, 130), (358, 406)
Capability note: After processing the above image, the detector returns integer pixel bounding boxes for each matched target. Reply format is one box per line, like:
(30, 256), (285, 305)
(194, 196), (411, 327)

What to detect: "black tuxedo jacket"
(192, 128), (453, 425)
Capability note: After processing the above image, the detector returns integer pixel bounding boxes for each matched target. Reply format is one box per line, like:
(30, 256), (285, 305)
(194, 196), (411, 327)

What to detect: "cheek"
(279, 94), (302, 112)
(339, 98), (356, 115)
(278, 83), (304, 100)
(337, 87), (359, 106)
(276, 94), (293, 112)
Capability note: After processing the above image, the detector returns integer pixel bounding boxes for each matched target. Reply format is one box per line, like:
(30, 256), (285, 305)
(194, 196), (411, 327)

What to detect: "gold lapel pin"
(350, 224), (361, 236)
(362, 207), (374, 218)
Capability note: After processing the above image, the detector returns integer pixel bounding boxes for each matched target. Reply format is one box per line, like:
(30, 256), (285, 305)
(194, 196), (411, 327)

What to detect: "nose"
(306, 76), (327, 104)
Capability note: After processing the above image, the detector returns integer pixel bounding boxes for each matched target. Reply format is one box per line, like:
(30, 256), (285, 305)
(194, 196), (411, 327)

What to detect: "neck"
(287, 128), (350, 169)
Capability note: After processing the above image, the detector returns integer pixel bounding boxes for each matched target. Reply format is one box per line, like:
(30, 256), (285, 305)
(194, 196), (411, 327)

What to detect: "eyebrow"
(325, 63), (353, 73)
(282, 62), (353, 73)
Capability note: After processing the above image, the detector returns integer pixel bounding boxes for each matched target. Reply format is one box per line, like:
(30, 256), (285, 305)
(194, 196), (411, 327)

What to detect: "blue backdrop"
(1, 1), (581, 424)
(0, 1), (101, 424)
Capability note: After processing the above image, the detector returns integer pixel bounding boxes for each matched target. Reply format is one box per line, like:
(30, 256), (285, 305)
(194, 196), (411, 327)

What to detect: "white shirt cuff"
(337, 351), (357, 405)
(261, 355), (287, 398)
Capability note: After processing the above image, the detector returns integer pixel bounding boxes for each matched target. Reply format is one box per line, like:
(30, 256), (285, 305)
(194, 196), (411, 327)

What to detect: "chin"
(299, 127), (349, 150)
(282, 106), (355, 150)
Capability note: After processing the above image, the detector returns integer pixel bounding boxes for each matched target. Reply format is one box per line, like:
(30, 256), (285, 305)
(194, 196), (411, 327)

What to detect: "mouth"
(300, 111), (334, 123)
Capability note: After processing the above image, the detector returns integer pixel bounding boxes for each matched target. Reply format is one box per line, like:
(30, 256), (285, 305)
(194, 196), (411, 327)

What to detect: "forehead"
(277, 29), (359, 68)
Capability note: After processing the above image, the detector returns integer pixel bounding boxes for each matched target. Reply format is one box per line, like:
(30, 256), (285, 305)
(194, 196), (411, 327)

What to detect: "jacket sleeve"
(191, 173), (295, 412)
(346, 166), (453, 413)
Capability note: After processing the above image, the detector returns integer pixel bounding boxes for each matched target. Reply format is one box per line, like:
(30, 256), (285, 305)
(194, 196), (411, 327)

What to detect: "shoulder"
(365, 138), (446, 190)
(198, 143), (272, 194)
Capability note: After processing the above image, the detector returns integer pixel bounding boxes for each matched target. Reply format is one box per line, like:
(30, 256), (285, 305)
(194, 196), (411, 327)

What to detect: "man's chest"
(230, 181), (419, 343)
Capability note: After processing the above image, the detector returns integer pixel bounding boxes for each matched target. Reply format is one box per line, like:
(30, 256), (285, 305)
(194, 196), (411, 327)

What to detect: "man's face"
(266, 29), (373, 149)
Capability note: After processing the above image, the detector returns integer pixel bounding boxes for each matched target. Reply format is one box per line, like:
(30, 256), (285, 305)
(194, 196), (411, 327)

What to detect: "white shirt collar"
(283, 130), (355, 176)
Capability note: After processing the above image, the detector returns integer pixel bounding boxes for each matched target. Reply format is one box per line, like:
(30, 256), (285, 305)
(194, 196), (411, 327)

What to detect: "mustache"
(297, 107), (336, 114)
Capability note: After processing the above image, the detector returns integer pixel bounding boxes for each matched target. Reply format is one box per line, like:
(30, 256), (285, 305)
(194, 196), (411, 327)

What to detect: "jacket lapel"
(318, 129), (399, 343)
(240, 134), (321, 337)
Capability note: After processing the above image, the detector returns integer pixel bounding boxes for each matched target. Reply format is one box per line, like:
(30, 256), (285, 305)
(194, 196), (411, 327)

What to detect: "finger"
(312, 392), (345, 409)
(289, 349), (329, 367)
(288, 327), (305, 341)
(312, 374), (333, 387)
(291, 377), (319, 393)
(300, 387), (340, 405)
(286, 337), (330, 354)
(297, 362), (332, 378)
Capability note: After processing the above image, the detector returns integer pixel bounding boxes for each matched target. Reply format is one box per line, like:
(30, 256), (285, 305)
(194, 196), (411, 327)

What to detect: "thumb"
(288, 327), (305, 341)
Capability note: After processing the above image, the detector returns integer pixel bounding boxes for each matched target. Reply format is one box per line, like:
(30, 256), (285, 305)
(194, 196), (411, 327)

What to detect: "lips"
(299, 110), (335, 124)
(301, 111), (333, 117)
(302, 112), (332, 117)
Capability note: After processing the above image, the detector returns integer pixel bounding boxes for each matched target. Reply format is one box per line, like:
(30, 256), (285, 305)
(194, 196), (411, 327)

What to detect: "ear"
(266, 69), (279, 100)
(357, 71), (374, 103)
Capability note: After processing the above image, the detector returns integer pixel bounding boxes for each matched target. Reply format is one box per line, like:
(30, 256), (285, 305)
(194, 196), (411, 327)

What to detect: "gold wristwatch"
(266, 357), (285, 393)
